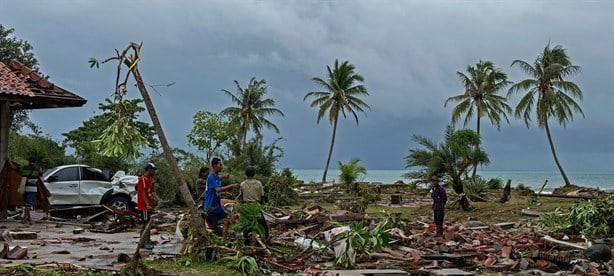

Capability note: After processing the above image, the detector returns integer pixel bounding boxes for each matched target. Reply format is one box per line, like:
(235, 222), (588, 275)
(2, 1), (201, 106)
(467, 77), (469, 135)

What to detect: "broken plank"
(8, 231), (37, 240)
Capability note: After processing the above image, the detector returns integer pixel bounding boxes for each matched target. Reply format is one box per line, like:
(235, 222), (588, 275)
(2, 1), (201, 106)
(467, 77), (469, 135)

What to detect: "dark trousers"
(434, 208), (445, 226)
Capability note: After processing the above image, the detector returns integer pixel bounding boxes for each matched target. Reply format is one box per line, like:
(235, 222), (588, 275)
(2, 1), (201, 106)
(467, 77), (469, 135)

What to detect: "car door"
(80, 167), (113, 204)
(45, 166), (80, 205)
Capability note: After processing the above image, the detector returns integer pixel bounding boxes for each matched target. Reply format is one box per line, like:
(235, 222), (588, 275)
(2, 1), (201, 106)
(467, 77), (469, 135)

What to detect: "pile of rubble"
(247, 206), (614, 275)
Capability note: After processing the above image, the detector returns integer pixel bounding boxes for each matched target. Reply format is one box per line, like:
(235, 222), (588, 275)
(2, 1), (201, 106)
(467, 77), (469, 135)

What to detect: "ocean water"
(290, 169), (614, 192)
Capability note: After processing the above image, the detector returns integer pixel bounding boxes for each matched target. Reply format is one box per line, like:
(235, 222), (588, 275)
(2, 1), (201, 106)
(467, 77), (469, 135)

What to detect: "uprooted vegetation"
(537, 195), (614, 238)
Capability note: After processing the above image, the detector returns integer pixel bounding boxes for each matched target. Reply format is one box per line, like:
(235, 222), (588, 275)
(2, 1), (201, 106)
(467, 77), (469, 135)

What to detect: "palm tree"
(304, 59), (370, 183)
(445, 60), (512, 178)
(405, 126), (489, 210)
(508, 44), (583, 186)
(221, 77), (284, 152)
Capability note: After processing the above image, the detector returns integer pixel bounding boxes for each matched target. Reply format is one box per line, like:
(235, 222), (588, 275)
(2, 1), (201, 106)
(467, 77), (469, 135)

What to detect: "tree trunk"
(471, 115), (481, 179)
(322, 115), (338, 183)
(544, 120), (571, 186)
(130, 66), (210, 242)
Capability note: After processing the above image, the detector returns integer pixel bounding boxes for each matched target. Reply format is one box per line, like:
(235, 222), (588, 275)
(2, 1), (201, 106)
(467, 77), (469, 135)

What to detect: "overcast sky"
(1, 0), (613, 172)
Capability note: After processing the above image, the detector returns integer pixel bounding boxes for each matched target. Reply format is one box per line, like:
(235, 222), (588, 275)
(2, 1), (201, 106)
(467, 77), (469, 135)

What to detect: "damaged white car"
(42, 164), (137, 210)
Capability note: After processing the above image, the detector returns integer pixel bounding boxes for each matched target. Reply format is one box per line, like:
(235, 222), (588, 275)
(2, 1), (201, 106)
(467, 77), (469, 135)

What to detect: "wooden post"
(0, 101), (10, 219)
(537, 179), (549, 194)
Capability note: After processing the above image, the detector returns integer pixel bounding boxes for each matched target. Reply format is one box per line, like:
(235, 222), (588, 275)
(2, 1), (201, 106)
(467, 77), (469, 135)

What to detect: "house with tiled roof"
(0, 60), (86, 217)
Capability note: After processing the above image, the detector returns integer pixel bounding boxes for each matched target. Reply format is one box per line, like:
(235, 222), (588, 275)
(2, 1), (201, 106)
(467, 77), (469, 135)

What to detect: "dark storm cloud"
(1, 0), (612, 172)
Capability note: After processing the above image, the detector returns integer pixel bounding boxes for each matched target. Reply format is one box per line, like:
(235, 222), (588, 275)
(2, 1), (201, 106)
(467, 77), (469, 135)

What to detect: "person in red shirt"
(137, 162), (157, 249)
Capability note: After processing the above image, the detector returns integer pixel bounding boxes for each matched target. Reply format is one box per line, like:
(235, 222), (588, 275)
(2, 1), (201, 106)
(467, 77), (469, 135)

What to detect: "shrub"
(486, 177), (503, 189)
(264, 171), (299, 206)
(537, 196), (614, 238)
(338, 158), (366, 184)
(463, 177), (488, 202)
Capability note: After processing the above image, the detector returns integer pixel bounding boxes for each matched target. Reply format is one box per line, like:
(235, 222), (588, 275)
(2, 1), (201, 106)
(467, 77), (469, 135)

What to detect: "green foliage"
(93, 116), (148, 161)
(515, 183), (531, 191)
(486, 177), (504, 189)
(537, 196), (614, 238)
(338, 158), (366, 184)
(63, 98), (157, 171)
(335, 218), (391, 268)
(445, 60), (512, 131)
(220, 254), (260, 276)
(187, 111), (236, 162)
(220, 77), (284, 151)
(225, 136), (283, 178)
(134, 149), (205, 207)
(264, 170), (299, 206)
(463, 177), (488, 202)
(232, 202), (265, 239)
(8, 129), (75, 170)
(537, 207), (572, 232)
(405, 126), (489, 194)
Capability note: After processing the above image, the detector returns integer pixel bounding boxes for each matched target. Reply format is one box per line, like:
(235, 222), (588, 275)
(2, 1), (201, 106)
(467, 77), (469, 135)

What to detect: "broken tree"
(90, 43), (211, 247)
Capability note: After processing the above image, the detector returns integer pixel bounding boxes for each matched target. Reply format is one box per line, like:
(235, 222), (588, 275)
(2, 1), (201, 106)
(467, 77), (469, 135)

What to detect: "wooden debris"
(8, 231), (37, 240)
(520, 208), (542, 217)
(542, 235), (587, 250)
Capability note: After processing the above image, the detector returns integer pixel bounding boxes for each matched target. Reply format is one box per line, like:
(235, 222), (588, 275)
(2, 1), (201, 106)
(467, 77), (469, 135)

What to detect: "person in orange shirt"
(137, 162), (157, 249)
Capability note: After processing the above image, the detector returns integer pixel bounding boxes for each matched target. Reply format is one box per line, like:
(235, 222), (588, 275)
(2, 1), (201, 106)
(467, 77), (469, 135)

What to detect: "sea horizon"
(289, 168), (614, 192)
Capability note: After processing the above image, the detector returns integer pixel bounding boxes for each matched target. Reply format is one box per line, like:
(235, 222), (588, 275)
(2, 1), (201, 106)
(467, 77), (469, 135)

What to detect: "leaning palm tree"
(304, 59), (370, 183)
(445, 60), (512, 178)
(508, 44), (583, 186)
(220, 77), (284, 152)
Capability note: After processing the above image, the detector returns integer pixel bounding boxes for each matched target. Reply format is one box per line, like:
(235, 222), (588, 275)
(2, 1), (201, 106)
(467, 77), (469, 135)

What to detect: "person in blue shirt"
(203, 157), (239, 237)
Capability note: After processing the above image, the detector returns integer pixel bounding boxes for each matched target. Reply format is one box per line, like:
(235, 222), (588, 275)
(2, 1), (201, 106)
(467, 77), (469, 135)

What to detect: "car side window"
(53, 167), (80, 182)
(82, 167), (108, 181)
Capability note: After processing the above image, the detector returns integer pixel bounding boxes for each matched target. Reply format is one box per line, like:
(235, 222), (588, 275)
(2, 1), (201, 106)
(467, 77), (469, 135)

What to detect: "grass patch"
(145, 257), (237, 275)
(366, 191), (577, 224)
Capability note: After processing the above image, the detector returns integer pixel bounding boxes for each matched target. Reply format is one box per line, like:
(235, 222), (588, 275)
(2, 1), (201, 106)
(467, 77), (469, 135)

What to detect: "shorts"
(23, 192), (36, 209)
(205, 211), (227, 229)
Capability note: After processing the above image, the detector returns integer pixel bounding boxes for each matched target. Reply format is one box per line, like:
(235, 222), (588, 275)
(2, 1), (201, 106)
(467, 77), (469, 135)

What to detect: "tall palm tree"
(508, 44), (583, 186)
(304, 59), (370, 183)
(445, 60), (512, 178)
(221, 77), (284, 152)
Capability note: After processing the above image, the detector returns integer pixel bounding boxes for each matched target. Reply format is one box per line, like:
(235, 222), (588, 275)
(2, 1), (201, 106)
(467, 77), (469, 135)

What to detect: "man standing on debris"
(203, 157), (240, 237)
(430, 175), (447, 237)
(240, 166), (269, 241)
(18, 155), (42, 224)
(137, 162), (157, 249)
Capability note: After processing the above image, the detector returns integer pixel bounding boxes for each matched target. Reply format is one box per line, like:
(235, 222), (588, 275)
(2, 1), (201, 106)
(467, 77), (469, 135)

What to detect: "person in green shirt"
(239, 166), (269, 241)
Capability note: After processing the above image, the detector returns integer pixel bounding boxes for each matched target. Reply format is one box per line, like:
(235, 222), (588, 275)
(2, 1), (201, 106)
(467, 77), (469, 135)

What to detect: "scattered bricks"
(501, 246), (512, 258)
(483, 256), (496, 267)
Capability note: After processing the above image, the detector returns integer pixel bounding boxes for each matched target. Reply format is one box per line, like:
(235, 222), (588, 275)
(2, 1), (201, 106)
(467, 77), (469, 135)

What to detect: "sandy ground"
(0, 209), (181, 268)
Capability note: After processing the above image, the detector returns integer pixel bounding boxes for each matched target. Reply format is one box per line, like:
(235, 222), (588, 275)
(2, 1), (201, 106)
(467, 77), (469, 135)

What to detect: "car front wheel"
(107, 196), (130, 211)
